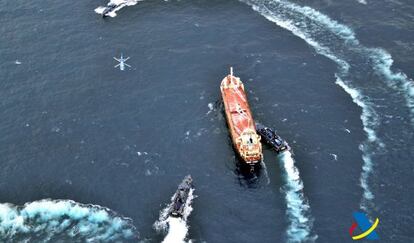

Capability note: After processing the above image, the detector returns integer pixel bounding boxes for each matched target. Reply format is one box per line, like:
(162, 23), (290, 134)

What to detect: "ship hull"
(220, 69), (262, 164)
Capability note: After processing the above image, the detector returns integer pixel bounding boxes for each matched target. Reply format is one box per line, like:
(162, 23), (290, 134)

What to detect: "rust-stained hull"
(220, 68), (262, 164)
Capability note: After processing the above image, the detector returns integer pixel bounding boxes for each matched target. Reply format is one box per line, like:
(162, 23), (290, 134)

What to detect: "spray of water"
(161, 217), (189, 243)
(0, 199), (138, 242)
(154, 188), (195, 243)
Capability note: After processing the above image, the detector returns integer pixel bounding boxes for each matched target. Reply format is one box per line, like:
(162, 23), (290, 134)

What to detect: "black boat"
(102, 3), (118, 18)
(256, 123), (291, 153)
(96, 0), (130, 18)
(169, 175), (193, 218)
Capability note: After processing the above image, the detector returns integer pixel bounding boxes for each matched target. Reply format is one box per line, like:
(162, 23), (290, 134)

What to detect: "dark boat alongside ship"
(256, 123), (291, 154)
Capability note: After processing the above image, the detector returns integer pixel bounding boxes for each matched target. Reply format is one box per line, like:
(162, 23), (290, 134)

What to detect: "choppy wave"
(278, 151), (316, 242)
(239, 0), (412, 210)
(0, 199), (138, 242)
(154, 188), (195, 243)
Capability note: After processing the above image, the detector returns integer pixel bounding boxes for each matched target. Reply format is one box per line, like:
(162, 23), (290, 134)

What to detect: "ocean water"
(0, 0), (413, 242)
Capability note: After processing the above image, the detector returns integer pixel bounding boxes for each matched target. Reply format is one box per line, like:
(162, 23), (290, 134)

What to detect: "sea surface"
(1, 0), (413, 242)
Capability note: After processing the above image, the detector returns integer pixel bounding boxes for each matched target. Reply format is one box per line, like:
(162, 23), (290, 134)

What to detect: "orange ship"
(220, 67), (262, 164)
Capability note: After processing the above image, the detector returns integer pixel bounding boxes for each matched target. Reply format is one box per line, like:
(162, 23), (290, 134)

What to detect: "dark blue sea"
(1, 0), (413, 242)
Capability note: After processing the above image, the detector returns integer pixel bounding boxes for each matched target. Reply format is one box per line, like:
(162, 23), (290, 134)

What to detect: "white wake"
(239, 0), (411, 211)
(154, 188), (195, 243)
(161, 217), (189, 243)
(335, 76), (384, 208)
(278, 151), (316, 242)
(240, 0), (414, 124)
(0, 199), (137, 242)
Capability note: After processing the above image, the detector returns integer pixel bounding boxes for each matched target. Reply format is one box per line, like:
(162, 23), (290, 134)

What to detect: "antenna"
(230, 67), (233, 77)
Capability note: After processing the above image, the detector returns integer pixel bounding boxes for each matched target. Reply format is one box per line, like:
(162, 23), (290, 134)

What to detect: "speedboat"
(169, 175), (193, 218)
(256, 122), (291, 154)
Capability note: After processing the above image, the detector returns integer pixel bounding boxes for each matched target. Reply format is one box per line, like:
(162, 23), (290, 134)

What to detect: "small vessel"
(95, 0), (138, 18)
(169, 175), (193, 218)
(101, 3), (120, 18)
(220, 68), (262, 164)
(256, 123), (291, 154)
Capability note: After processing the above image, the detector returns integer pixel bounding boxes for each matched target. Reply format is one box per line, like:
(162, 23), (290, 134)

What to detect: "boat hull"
(256, 123), (291, 154)
(169, 175), (193, 218)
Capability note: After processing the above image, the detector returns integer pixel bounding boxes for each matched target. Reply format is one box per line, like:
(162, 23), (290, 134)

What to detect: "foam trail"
(239, 0), (414, 211)
(154, 188), (195, 243)
(161, 218), (188, 243)
(0, 199), (137, 242)
(239, 0), (350, 75)
(240, 0), (414, 124)
(335, 76), (384, 209)
(278, 151), (316, 242)
(370, 48), (414, 124)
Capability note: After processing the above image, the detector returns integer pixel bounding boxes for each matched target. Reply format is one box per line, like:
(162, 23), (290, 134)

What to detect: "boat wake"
(278, 151), (316, 243)
(335, 76), (384, 209)
(153, 188), (195, 243)
(239, 0), (412, 210)
(370, 48), (414, 124)
(159, 217), (190, 243)
(0, 199), (138, 242)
